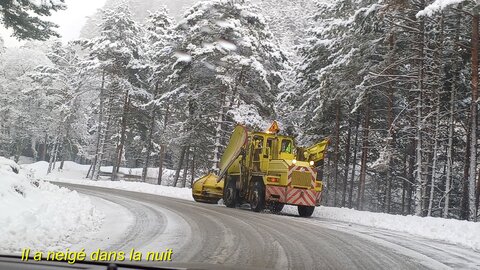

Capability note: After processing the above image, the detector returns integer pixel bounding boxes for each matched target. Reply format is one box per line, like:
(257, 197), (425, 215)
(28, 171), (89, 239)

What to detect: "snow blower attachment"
(192, 173), (224, 203)
(192, 122), (329, 217)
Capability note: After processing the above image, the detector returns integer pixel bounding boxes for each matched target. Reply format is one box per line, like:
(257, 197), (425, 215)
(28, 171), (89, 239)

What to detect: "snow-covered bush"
(0, 156), (20, 174)
(0, 157), (103, 253)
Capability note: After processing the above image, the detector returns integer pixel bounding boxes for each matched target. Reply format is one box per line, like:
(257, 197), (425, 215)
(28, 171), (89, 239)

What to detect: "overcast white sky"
(1, 0), (107, 47)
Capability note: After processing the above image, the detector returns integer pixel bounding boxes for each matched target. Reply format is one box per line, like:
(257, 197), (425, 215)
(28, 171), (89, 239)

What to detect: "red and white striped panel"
(266, 185), (286, 202)
(315, 190), (322, 205)
(287, 165), (316, 188)
(285, 187), (317, 206)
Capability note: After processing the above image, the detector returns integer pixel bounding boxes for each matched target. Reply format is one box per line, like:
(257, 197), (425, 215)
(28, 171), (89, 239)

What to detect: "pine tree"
(168, 0), (284, 174)
(79, 3), (143, 180)
(0, 0), (66, 40)
(140, 8), (177, 183)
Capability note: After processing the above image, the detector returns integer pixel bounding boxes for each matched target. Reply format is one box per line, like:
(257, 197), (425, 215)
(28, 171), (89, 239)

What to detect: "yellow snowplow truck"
(192, 122), (329, 217)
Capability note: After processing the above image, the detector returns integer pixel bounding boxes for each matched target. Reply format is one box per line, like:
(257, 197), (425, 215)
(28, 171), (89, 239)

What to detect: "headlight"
(309, 161), (314, 166)
(292, 159), (297, 164)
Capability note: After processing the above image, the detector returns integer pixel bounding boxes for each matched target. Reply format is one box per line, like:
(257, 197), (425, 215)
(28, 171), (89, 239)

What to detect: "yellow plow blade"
(192, 173), (224, 203)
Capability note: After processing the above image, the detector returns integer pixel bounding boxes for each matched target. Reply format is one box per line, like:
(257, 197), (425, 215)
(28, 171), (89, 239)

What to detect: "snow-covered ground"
(284, 206), (480, 251)
(0, 157), (103, 253)
(25, 160), (177, 185)
(24, 161), (191, 201)
(24, 160), (480, 252)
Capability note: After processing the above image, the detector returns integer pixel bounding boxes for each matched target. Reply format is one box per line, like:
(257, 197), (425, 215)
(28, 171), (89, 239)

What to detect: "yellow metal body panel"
(304, 139), (329, 163)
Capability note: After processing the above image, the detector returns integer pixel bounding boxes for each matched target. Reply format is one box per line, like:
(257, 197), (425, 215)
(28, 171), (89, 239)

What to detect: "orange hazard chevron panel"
(286, 187), (317, 206)
(315, 190), (322, 204)
(266, 185), (286, 201)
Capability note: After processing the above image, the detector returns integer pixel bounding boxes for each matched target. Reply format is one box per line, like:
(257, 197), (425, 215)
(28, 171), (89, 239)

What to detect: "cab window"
(281, 139), (292, 154)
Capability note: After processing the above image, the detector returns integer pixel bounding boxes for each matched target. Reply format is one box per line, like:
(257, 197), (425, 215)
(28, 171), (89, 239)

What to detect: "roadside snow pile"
(25, 160), (193, 201)
(24, 161), (90, 180)
(0, 156), (20, 173)
(24, 161), (176, 185)
(100, 166), (176, 183)
(0, 157), (103, 253)
(49, 177), (194, 202)
(283, 205), (480, 251)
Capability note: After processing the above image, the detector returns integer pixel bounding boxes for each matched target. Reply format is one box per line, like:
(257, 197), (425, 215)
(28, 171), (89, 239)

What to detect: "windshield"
(1, 1), (479, 270)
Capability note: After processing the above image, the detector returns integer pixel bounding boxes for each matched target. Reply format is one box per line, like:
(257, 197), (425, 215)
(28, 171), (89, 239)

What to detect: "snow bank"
(0, 157), (103, 253)
(24, 161), (192, 201)
(283, 205), (480, 251)
(24, 161), (176, 185)
(0, 156), (20, 173)
(48, 177), (194, 202)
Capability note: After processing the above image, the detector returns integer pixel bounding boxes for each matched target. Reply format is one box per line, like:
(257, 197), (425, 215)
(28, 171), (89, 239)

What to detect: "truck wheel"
(298, 206), (315, 217)
(268, 203), (284, 214)
(224, 177), (237, 208)
(251, 181), (265, 212)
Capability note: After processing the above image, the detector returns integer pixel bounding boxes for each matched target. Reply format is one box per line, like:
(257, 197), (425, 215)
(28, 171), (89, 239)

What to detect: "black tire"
(223, 176), (237, 208)
(250, 181), (266, 212)
(268, 202), (284, 214)
(298, 205), (315, 217)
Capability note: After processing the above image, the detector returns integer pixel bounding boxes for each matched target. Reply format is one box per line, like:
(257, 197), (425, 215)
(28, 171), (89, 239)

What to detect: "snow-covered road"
(56, 182), (480, 270)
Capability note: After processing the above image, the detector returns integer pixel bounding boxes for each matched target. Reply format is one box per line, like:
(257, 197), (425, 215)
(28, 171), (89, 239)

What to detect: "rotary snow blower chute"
(192, 121), (329, 217)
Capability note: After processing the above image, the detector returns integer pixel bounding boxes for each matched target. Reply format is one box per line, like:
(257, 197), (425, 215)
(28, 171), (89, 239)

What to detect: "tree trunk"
(93, 92), (114, 181)
(476, 167), (480, 213)
(173, 146), (187, 187)
(406, 139), (415, 215)
(385, 32), (397, 214)
(462, 115), (471, 220)
(142, 82), (159, 182)
(348, 113), (360, 208)
(333, 101), (341, 207)
(47, 137), (58, 174)
(469, 13), (479, 221)
(157, 104), (170, 185)
(142, 113), (155, 182)
(444, 71), (456, 218)
(41, 133), (48, 161)
(52, 138), (59, 170)
(59, 138), (66, 171)
(444, 10), (461, 218)
(357, 100), (370, 210)
(414, 10), (426, 217)
(112, 90), (130, 181)
(158, 145), (166, 185)
(402, 151), (407, 214)
(31, 138), (38, 162)
(182, 146), (190, 188)
(211, 91), (227, 173)
(342, 115), (351, 207)
(89, 71), (106, 179)
(190, 147), (196, 188)
(325, 152), (332, 205)
(428, 94), (441, 216)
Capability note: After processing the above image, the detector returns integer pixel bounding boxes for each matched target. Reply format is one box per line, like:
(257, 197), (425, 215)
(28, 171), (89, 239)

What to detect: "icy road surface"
(56, 182), (480, 270)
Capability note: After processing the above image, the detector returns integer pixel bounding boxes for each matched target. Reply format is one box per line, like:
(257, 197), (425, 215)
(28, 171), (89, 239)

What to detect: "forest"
(0, 0), (479, 222)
